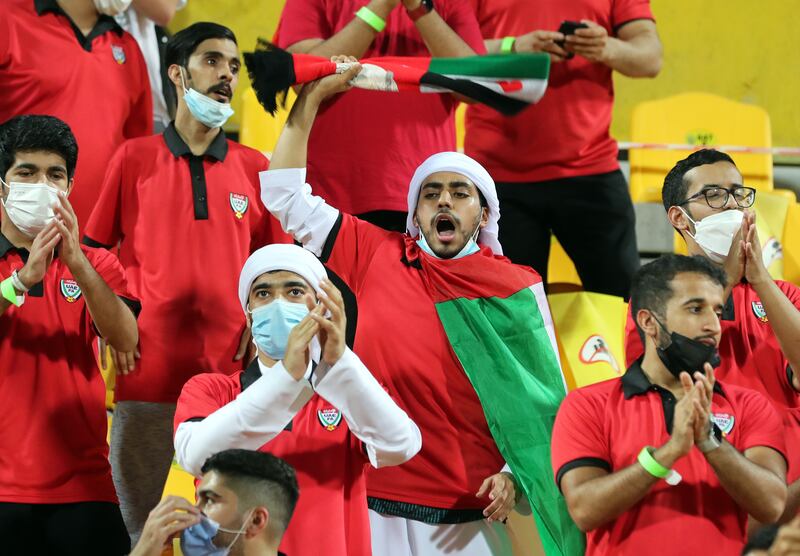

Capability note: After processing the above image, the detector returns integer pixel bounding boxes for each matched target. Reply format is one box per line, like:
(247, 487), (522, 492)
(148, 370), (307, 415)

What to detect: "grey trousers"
(109, 401), (177, 546)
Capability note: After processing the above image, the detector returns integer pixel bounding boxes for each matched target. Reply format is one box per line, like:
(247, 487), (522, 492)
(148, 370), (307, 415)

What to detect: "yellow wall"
(171, 0), (800, 147)
(612, 0), (800, 147)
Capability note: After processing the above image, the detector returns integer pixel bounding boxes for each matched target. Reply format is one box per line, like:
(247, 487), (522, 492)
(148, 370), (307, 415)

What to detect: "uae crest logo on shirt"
(711, 413), (735, 436)
(317, 407), (342, 431)
(752, 301), (769, 323)
(111, 45), (126, 65)
(60, 279), (82, 303)
(229, 193), (249, 220)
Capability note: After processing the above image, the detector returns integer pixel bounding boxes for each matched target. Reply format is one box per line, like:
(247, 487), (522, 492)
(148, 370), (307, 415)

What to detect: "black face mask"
(654, 318), (721, 378)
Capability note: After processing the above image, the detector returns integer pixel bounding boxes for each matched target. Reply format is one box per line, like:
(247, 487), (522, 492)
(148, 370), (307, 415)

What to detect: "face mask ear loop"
(677, 206), (699, 240)
(179, 67), (191, 96)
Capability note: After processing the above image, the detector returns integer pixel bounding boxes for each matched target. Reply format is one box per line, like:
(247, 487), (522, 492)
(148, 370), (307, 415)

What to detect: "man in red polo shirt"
(624, 149), (800, 520)
(0, 115), (139, 554)
(0, 0), (152, 226)
(83, 22), (291, 545)
(465, 0), (662, 297)
(173, 244), (422, 556)
(553, 254), (788, 555)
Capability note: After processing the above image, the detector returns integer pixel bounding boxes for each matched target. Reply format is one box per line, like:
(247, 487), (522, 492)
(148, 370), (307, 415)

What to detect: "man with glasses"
(624, 149), (800, 522)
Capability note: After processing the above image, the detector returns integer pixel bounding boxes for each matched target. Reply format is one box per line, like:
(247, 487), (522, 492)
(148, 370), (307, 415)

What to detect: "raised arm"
(260, 62), (361, 255)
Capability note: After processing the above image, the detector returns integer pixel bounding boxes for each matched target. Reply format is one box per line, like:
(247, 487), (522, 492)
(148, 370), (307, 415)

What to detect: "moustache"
(207, 82), (232, 98)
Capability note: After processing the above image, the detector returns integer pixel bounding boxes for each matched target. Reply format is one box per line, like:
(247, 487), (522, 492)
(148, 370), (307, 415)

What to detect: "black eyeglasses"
(679, 186), (756, 209)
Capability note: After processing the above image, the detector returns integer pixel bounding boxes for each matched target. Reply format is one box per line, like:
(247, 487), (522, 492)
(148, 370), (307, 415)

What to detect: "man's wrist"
(17, 266), (37, 289)
(64, 252), (92, 281)
(656, 439), (685, 467)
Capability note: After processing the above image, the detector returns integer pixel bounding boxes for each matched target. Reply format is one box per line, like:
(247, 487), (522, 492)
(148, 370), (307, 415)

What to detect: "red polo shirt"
(84, 125), (291, 403)
(0, 0), (152, 226)
(625, 280), (800, 479)
(276, 0), (485, 215)
(321, 214), (505, 519)
(0, 234), (137, 504)
(465, 0), (653, 183)
(174, 360), (371, 556)
(551, 361), (786, 556)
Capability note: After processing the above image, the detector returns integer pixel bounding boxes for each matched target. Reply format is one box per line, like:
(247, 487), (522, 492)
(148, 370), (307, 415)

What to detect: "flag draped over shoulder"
(404, 239), (585, 556)
(243, 40), (550, 116)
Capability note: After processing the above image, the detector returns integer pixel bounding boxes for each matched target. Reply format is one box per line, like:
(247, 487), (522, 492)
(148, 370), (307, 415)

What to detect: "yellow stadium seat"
(548, 292), (627, 389)
(781, 194), (800, 286)
(547, 236), (582, 288)
(239, 87), (296, 155)
(629, 92), (773, 203)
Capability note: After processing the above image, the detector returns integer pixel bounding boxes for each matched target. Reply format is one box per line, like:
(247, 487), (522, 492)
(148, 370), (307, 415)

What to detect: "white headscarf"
(238, 243), (327, 314)
(405, 152), (502, 255)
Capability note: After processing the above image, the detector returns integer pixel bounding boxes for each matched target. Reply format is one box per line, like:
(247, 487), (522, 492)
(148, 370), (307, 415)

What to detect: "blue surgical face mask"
(181, 512), (251, 556)
(250, 299), (310, 360)
(416, 220), (481, 260)
(180, 69), (234, 129)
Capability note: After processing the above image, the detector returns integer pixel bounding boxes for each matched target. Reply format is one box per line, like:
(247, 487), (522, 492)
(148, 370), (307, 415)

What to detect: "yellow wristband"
(500, 36), (516, 54)
(355, 7), (386, 33)
(1, 277), (23, 307)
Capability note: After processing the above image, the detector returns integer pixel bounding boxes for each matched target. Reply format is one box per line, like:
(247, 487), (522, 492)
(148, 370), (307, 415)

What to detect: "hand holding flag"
(243, 40), (550, 116)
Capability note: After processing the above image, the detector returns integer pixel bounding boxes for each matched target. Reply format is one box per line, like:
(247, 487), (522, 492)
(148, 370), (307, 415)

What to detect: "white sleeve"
(311, 348), (422, 469)
(174, 363), (314, 477)
(259, 167), (340, 257)
(500, 462), (532, 515)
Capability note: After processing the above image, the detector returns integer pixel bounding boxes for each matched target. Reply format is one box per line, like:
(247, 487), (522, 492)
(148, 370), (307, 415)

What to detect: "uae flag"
(413, 246), (585, 555)
(243, 40), (550, 116)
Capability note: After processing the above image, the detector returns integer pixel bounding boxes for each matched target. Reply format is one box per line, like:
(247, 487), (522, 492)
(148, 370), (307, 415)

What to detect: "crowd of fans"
(1, 0), (798, 555)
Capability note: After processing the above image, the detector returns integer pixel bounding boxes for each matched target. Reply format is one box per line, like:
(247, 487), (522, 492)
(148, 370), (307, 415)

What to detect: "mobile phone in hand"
(556, 20), (589, 58)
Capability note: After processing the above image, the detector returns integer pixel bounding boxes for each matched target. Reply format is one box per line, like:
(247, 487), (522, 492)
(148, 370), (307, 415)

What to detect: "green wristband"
(1, 277), (23, 307)
(638, 446), (682, 485)
(355, 6), (386, 33)
(500, 36), (516, 54)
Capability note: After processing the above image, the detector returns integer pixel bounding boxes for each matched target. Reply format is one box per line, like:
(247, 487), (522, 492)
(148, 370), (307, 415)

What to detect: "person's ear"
(636, 309), (659, 342)
(667, 205), (691, 235)
(66, 178), (74, 196)
(245, 507), (269, 539)
(412, 212), (419, 229)
(479, 206), (489, 229)
(167, 64), (185, 89)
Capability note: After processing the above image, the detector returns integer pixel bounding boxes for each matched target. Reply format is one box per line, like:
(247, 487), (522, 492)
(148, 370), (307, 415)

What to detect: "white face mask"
(680, 207), (744, 264)
(1, 179), (61, 238)
(92, 0), (132, 16)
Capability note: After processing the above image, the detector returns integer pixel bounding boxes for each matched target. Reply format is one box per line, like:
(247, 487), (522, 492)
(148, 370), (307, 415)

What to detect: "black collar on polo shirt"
(622, 358), (725, 433)
(721, 292), (736, 321)
(163, 122), (228, 221)
(0, 231), (44, 297)
(34, 0), (123, 52)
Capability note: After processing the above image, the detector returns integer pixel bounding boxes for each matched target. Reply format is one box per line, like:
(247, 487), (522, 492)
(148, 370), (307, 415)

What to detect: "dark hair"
(662, 149), (737, 212)
(201, 449), (299, 536)
(742, 524), (779, 554)
(0, 115), (78, 180)
(165, 22), (237, 68)
(630, 254), (727, 331)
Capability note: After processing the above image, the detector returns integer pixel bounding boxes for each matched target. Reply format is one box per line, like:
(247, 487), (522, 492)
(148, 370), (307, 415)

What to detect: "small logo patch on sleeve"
(111, 45), (126, 64)
(60, 279), (82, 303)
(712, 413), (735, 436)
(317, 407), (342, 431)
(229, 193), (249, 219)
(752, 301), (769, 323)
